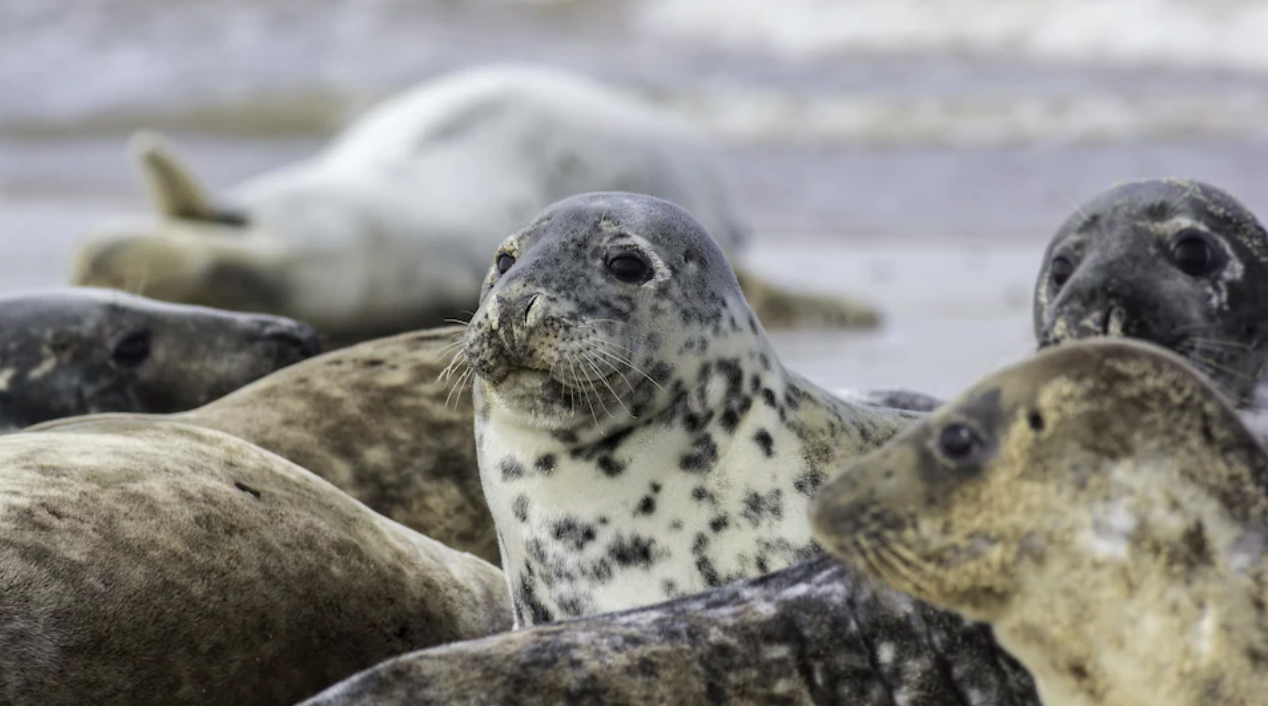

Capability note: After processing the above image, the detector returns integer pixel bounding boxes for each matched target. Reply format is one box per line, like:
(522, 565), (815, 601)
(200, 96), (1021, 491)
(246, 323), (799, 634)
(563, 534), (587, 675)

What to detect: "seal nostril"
(261, 323), (323, 361)
(522, 294), (540, 324)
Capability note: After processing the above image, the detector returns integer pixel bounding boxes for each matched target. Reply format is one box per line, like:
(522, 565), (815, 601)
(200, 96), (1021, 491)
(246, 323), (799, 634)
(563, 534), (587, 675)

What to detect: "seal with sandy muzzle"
(464, 191), (918, 626)
(70, 64), (879, 347)
(0, 287), (319, 431)
(4, 418), (510, 706)
(27, 325), (499, 565)
(811, 338), (1268, 706)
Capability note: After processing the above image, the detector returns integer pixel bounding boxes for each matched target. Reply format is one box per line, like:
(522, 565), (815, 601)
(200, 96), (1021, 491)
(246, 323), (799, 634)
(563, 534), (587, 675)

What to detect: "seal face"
(0, 288), (319, 431)
(1034, 177), (1268, 406)
(811, 338), (1268, 706)
(465, 192), (917, 626)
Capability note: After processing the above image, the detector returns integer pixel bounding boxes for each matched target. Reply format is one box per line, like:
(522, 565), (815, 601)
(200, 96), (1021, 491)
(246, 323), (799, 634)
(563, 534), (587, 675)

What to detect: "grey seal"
(6, 418), (510, 706)
(70, 64), (880, 348)
(0, 287), (319, 431)
(811, 338), (1268, 706)
(28, 325), (498, 565)
(464, 191), (918, 626)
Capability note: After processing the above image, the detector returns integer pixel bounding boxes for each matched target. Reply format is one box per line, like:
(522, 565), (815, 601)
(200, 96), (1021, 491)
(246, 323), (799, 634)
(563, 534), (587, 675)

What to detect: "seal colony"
(28, 325), (499, 565)
(4, 418), (511, 706)
(0, 287), (319, 431)
(70, 63), (880, 346)
(811, 338), (1268, 706)
(465, 191), (919, 626)
(298, 554), (1040, 706)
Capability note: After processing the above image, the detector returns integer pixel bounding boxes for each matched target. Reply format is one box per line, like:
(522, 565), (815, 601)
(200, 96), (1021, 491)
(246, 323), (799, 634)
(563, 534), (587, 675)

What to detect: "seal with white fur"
(0, 287), (319, 431)
(811, 338), (1268, 706)
(6, 418), (510, 706)
(70, 64), (879, 347)
(465, 191), (917, 627)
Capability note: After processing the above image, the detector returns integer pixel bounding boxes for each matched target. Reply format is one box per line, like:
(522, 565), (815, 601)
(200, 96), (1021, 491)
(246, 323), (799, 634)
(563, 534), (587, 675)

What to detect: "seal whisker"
(591, 345), (665, 392)
(581, 351), (634, 419)
(444, 318), (472, 328)
(444, 366), (474, 409)
(590, 349), (638, 396)
(576, 355), (617, 420)
(1187, 354), (1256, 382)
(566, 353), (599, 424)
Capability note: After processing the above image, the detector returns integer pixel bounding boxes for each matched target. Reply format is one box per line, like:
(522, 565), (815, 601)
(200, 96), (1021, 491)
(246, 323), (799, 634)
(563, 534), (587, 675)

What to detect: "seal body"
(465, 192), (916, 626)
(0, 287), (318, 431)
(812, 338), (1268, 706)
(27, 325), (499, 565)
(297, 555), (1040, 706)
(71, 64), (878, 345)
(1034, 177), (1268, 407)
(5, 419), (511, 706)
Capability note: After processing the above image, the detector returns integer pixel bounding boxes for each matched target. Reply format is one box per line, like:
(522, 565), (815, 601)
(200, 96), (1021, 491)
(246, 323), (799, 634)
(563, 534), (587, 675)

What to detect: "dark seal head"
(0, 288), (320, 430)
(465, 191), (751, 444)
(811, 338), (1268, 706)
(1033, 177), (1268, 406)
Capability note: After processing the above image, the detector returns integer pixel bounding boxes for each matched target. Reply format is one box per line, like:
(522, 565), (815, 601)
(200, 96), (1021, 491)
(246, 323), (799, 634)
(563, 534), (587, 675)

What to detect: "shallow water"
(4, 0), (1268, 398)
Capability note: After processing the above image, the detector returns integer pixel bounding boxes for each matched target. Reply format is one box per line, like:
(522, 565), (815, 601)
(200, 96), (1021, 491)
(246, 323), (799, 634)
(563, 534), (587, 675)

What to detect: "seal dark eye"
(496, 253), (516, 276)
(937, 422), (981, 461)
(606, 253), (652, 284)
(1050, 256), (1075, 288)
(1171, 232), (1218, 277)
(111, 330), (151, 369)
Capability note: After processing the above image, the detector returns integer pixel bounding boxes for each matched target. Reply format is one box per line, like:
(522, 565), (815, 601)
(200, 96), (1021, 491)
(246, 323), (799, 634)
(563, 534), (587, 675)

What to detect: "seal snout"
(255, 318), (323, 366)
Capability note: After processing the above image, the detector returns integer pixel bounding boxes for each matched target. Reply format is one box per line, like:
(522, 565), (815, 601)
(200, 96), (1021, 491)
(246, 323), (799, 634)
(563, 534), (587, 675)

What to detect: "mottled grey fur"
(0, 287), (319, 432)
(28, 326), (498, 565)
(6, 419), (510, 706)
(465, 192), (919, 626)
(298, 555), (1040, 706)
(1035, 177), (1268, 407)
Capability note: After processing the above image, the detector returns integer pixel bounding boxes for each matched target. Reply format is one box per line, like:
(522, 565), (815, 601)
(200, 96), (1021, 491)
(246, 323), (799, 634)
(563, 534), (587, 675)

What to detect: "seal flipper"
(129, 130), (220, 222)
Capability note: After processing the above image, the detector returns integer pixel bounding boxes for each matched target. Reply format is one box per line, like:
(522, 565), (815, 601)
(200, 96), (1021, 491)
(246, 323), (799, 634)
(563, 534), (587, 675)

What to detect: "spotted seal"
(0, 287), (319, 431)
(464, 191), (918, 626)
(28, 325), (498, 565)
(811, 338), (1268, 706)
(70, 63), (879, 347)
(7, 418), (510, 706)
(298, 554), (1040, 706)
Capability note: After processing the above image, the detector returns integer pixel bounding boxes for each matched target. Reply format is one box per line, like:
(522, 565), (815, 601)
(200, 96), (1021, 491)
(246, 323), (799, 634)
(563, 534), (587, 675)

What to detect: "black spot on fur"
(513, 495), (530, 522)
(692, 532), (710, 554)
(597, 456), (626, 477)
(361, 358), (385, 368)
(720, 408), (739, 433)
(754, 429), (774, 457)
(500, 458), (526, 481)
(552, 518), (598, 550)
(608, 535), (656, 568)
(650, 482), (662, 494)
(233, 482), (261, 500)
(636, 495), (657, 515)
(709, 515), (730, 533)
(535, 453), (557, 474)
(696, 556), (724, 587)
(692, 486), (715, 503)
(761, 388), (778, 408)
(1028, 411), (1045, 431)
(793, 470), (827, 497)
(679, 435), (719, 473)
(516, 574), (553, 624)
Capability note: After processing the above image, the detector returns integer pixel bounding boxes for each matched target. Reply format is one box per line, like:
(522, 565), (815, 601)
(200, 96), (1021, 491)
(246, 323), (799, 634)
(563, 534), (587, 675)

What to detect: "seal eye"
(496, 253), (516, 276)
(937, 422), (981, 461)
(1171, 232), (1217, 276)
(1050, 256), (1075, 288)
(607, 253), (651, 284)
(111, 330), (152, 369)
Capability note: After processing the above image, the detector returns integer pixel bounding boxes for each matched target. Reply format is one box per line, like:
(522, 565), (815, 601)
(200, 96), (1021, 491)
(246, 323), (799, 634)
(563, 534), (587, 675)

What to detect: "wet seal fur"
(28, 325), (498, 565)
(298, 554), (1041, 706)
(811, 338), (1268, 706)
(1035, 177), (1268, 407)
(0, 287), (319, 431)
(465, 192), (917, 626)
(71, 63), (879, 347)
(4, 419), (511, 706)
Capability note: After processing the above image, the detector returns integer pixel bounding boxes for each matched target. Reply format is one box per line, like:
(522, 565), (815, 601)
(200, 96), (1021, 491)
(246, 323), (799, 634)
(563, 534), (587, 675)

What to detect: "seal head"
(812, 338), (1268, 706)
(0, 288), (320, 430)
(1034, 178), (1268, 405)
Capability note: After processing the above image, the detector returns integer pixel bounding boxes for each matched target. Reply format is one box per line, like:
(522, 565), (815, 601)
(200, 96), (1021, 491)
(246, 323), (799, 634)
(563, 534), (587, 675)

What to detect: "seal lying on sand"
(297, 554), (1040, 706)
(0, 287), (318, 431)
(466, 192), (917, 626)
(811, 338), (1268, 706)
(6, 419), (510, 706)
(27, 325), (499, 565)
(70, 64), (879, 346)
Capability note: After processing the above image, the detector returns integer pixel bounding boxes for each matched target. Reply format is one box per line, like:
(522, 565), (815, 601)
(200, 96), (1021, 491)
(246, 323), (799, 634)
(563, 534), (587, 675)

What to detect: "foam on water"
(634, 0), (1268, 73)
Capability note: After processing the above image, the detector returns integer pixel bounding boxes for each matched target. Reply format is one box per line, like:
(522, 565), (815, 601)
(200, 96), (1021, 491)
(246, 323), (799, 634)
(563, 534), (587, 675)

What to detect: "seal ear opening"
(129, 130), (222, 223)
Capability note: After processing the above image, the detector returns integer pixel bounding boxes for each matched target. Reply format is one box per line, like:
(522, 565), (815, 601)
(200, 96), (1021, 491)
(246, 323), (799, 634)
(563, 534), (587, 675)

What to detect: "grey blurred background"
(4, 0), (1268, 397)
